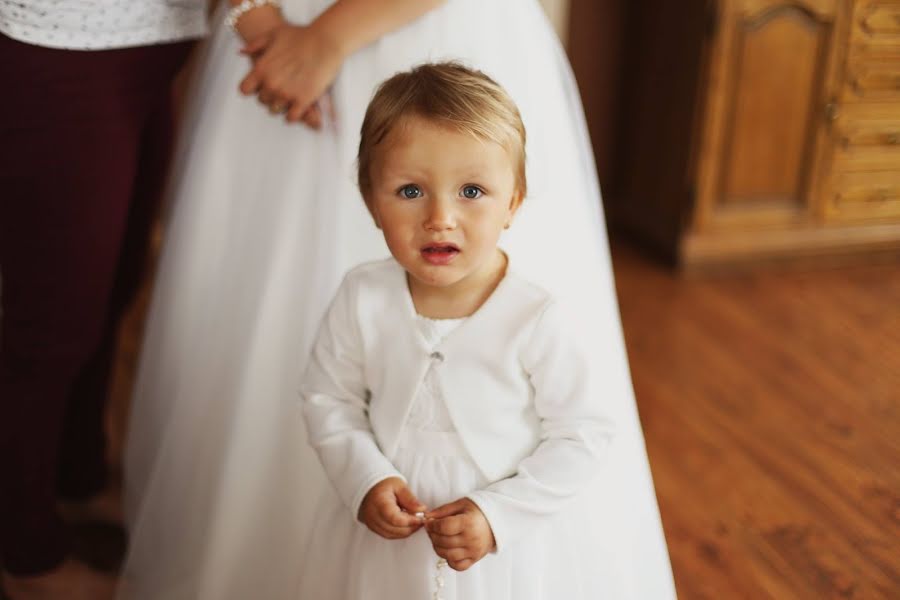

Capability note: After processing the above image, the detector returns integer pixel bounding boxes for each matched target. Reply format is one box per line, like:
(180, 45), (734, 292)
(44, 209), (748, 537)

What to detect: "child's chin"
(411, 268), (460, 288)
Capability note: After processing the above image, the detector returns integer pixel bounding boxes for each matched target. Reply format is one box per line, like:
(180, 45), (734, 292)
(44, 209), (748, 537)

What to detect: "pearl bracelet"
(226, 0), (282, 31)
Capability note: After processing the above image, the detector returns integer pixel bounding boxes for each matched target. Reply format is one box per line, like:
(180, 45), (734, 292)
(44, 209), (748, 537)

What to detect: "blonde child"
(300, 62), (617, 600)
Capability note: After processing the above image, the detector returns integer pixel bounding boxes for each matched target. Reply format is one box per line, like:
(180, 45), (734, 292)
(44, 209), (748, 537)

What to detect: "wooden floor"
(612, 241), (900, 599)
(107, 239), (900, 599)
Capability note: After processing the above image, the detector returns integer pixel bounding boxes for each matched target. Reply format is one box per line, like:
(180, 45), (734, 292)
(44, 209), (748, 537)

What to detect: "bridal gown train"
(119, 0), (676, 598)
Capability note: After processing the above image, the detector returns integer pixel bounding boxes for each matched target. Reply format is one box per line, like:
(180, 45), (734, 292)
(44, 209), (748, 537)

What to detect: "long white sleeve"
(301, 276), (404, 518)
(467, 301), (616, 552)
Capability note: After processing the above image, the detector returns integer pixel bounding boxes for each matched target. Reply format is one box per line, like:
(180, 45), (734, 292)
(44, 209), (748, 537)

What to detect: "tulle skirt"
(119, 0), (675, 598)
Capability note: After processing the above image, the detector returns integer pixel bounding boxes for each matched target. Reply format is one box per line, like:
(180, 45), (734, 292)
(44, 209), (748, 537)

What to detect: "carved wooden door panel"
(692, 0), (849, 231)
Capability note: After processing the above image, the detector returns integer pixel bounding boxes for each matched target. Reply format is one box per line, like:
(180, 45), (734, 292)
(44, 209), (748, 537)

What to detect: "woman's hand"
(425, 498), (496, 571)
(239, 22), (345, 128)
(358, 477), (427, 540)
(233, 4), (285, 45)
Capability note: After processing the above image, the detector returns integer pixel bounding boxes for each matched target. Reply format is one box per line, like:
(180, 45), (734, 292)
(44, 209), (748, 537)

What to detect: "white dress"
(300, 316), (615, 599)
(120, 1), (676, 598)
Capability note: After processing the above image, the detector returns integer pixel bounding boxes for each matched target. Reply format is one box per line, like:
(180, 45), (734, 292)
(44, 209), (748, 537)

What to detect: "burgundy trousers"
(0, 34), (192, 576)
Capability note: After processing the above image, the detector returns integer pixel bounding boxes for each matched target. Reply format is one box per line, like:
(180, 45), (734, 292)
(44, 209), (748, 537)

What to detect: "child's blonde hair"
(357, 62), (527, 200)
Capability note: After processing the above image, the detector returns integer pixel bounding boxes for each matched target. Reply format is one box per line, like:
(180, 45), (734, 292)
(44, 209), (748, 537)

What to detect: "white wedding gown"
(119, 1), (676, 598)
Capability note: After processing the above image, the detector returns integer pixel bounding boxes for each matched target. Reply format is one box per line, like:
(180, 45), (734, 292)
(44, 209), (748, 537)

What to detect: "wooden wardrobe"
(580, 0), (900, 269)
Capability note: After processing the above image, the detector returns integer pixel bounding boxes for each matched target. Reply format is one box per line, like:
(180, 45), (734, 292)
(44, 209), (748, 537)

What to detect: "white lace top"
(0, 0), (207, 50)
(406, 315), (467, 432)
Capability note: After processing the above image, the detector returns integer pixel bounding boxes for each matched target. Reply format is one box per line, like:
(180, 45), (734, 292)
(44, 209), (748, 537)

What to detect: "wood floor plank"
(612, 240), (900, 599)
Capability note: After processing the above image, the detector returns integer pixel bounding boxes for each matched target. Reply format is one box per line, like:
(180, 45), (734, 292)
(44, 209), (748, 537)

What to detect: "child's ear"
(503, 190), (525, 229)
(509, 190), (525, 221)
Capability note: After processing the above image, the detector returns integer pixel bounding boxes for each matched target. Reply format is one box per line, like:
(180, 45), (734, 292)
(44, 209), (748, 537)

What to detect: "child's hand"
(358, 477), (427, 540)
(425, 498), (496, 571)
(238, 22), (344, 129)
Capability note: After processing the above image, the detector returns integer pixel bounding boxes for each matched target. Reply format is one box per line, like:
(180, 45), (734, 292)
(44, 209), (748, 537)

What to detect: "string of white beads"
(433, 558), (448, 600)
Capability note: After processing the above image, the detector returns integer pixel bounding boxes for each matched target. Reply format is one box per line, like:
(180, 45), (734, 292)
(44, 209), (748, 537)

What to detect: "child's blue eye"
(399, 184), (422, 199)
(461, 185), (483, 199)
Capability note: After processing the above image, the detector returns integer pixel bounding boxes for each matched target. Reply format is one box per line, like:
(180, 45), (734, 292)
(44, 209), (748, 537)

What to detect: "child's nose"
(424, 197), (456, 231)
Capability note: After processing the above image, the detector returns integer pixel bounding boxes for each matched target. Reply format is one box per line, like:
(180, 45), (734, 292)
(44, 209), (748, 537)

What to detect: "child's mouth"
(421, 244), (460, 265)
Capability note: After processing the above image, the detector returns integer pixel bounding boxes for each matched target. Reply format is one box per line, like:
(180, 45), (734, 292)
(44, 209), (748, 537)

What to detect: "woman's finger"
(239, 70), (262, 95)
(264, 87), (290, 114)
(320, 94), (336, 126)
(300, 104), (322, 130)
(257, 89), (274, 106)
(240, 35), (271, 57)
(268, 99), (289, 115)
(286, 95), (314, 124)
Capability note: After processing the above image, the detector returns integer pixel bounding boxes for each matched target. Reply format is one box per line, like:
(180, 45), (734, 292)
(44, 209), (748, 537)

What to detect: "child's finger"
(427, 514), (466, 536)
(394, 523), (423, 538)
(433, 546), (468, 563)
(378, 502), (420, 528)
(448, 558), (475, 572)
(373, 516), (421, 539)
(395, 485), (427, 514)
(388, 511), (421, 528)
(428, 531), (466, 549)
(425, 498), (467, 520)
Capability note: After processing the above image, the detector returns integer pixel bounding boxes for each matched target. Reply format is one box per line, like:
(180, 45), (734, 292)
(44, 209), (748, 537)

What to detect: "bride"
(119, 0), (675, 598)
